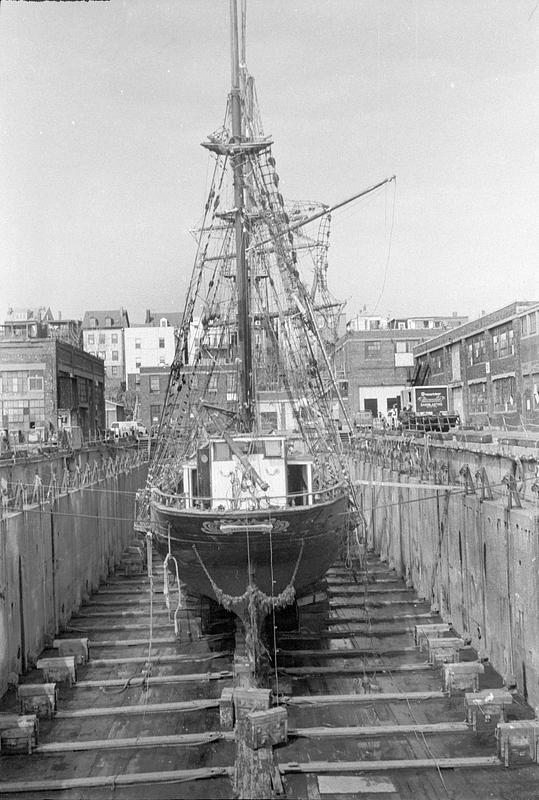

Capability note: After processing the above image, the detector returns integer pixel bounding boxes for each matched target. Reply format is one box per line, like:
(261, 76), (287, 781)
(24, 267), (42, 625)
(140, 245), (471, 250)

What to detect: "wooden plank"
(326, 586), (413, 595)
(89, 652), (231, 667)
(0, 767), (233, 794)
(281, 663), (430, 676)
(55, 698), (219, 718)
(278, 647), (417, 658)
(74, 671), (233, 689)
(320, 624), (417, 635)
(73, 609), (171, 618)
(35, 730), (235, 753)
(66, 622), (174, 631)
(278, 756), (502, 773)
(88, 637), (180, 647)
(286, 691), (447, 706)
(326, 612), (436, 625)
(288, 722), (468, 738)
(329, 598), (426, 607)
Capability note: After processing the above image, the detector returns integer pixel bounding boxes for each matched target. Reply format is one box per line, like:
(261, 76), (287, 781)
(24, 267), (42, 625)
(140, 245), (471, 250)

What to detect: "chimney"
(145, 309), (152, 324)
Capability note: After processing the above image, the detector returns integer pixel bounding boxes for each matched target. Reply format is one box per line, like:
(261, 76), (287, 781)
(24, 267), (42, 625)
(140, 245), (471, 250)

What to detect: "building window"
(98, 351), (106, 361)
(533, 377), (539, 409)
(528, 312), (537, 335)
(112, 350), (119, 361)
(365, 341), (381, 359)
(88, 334), (95, 345)
(466, 334), (486, 366)
(78, 379), (88, 403)
(135, 339), (141, 350)
(28, 371), (44, 391)
(159, 337), (165, 348)
(338, 380), (348, 398)
(90, 317), (98, 328)
(469, 382), (487, 413)
(493, 377), (515, 411)
(150, 404), (161, 423)
(111, 333), (118, 344)
(135, 358), (141, 368)
(159, 356), (165, 366)
(492, 324), (514, 358)
(105, 316), (113, 327)
(99, 334), (105, 344)
(111, 366), (118, 376)
(209, 374), (219, 393)
(160, 318), (167, 327)
(6, 372), (29, 393)
(135, 374), (141, 386)
(431, 350), (443, 372)
(150, 376), (160, 393)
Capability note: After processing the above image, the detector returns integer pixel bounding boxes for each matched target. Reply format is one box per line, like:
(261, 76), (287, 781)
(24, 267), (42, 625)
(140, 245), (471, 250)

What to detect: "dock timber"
(1, 533), (538, 799)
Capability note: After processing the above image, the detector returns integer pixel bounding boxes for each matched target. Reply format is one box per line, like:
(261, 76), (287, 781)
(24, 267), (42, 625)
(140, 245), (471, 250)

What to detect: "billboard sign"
(414, 387), (448, 415)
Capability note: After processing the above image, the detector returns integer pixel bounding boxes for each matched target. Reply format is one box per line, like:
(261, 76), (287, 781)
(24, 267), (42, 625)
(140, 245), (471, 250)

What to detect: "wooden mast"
(229, 0), (253, 430)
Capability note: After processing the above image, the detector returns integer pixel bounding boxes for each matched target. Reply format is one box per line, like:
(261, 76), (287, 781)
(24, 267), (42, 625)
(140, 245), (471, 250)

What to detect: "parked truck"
(110, 420), (148, 439)
(400, 386), (459, 432)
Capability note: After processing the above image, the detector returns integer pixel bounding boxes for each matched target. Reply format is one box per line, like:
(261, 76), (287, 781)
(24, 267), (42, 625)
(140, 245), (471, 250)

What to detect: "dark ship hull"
(151, 490), (348, 604)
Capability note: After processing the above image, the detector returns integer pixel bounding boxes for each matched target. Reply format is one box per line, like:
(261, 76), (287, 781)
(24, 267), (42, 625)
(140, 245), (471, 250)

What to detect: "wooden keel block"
(496, 721), (539, 766)
(465, 689), (513, 734)
(220, 688), (234, 729)
(442, 662), (484, 694)
(233, 688), (272, 720)
(36, 656), (77, 686)
(53, 638), (89, 665)
(427, 636), (464, 665)
(17, 684), (57, 718)
(241, 706), (288, 750)
(0, 714), (38, 755)
(415, 623), (452, 650)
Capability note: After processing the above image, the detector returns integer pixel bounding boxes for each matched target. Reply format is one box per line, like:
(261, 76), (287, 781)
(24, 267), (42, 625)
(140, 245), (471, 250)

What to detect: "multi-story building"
(346, 312), (387, 332)
(125, 310), (181, 396)
(82, 309), (130, 398)
(4, 307), (83, 348)
(413, 301), (539, 427)
(388, 313), (468, 331)
(333, 328), (437, 423)
(137, 366), (170, 433)
(0, 333), (105, 445)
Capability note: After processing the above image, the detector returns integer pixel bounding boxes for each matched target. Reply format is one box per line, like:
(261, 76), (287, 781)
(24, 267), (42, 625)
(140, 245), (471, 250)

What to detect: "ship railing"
(150, 482), (345, 512)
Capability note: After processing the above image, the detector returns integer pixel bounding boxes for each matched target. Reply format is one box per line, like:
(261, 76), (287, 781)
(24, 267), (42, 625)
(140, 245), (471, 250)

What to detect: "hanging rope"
(163, 524), (184, 637)
(192, 539), (304, 613)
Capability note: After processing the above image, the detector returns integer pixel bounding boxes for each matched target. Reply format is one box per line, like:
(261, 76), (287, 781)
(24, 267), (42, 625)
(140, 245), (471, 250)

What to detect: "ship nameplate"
(201, 519), (290, 534)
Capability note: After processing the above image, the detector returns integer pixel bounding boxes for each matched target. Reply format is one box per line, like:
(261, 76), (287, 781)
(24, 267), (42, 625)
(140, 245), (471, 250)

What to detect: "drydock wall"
(0, 451), (147, 698)
(352, 449), (539, 710)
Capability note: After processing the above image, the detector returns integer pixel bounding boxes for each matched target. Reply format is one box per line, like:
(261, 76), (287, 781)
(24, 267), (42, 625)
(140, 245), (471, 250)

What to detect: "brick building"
(82, 309), (130, 398)
(413, 301), (539, 427)
(333, 328), (436, 423)
(137, 366), (170, 433)
(0, 335), (105, 445)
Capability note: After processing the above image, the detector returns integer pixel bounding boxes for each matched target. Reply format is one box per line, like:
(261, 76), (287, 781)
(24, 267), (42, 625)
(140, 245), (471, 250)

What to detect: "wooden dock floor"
(0, 551), (537, 799)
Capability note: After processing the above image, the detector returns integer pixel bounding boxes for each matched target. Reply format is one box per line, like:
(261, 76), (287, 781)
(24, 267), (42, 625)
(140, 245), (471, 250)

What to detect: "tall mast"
(229, 0), (253, 430)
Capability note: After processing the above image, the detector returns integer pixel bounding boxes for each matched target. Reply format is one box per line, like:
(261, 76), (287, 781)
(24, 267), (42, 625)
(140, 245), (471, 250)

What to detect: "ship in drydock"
(136, 0), (392, 671)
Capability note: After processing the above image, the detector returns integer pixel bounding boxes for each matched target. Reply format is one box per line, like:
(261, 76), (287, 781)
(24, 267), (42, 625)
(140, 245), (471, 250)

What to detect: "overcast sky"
(1, 0), (537, 325)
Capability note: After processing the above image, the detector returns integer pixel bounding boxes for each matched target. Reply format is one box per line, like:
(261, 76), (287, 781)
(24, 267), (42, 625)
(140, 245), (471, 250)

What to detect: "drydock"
(1, 522), (538, 798)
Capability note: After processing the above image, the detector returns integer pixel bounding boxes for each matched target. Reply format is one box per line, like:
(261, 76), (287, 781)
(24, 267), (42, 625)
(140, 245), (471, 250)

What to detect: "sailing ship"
(136, 0), (391, 667)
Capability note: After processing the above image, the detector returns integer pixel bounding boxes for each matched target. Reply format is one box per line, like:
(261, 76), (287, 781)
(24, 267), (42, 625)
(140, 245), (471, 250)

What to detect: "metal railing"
(149, 481), (346, 513)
